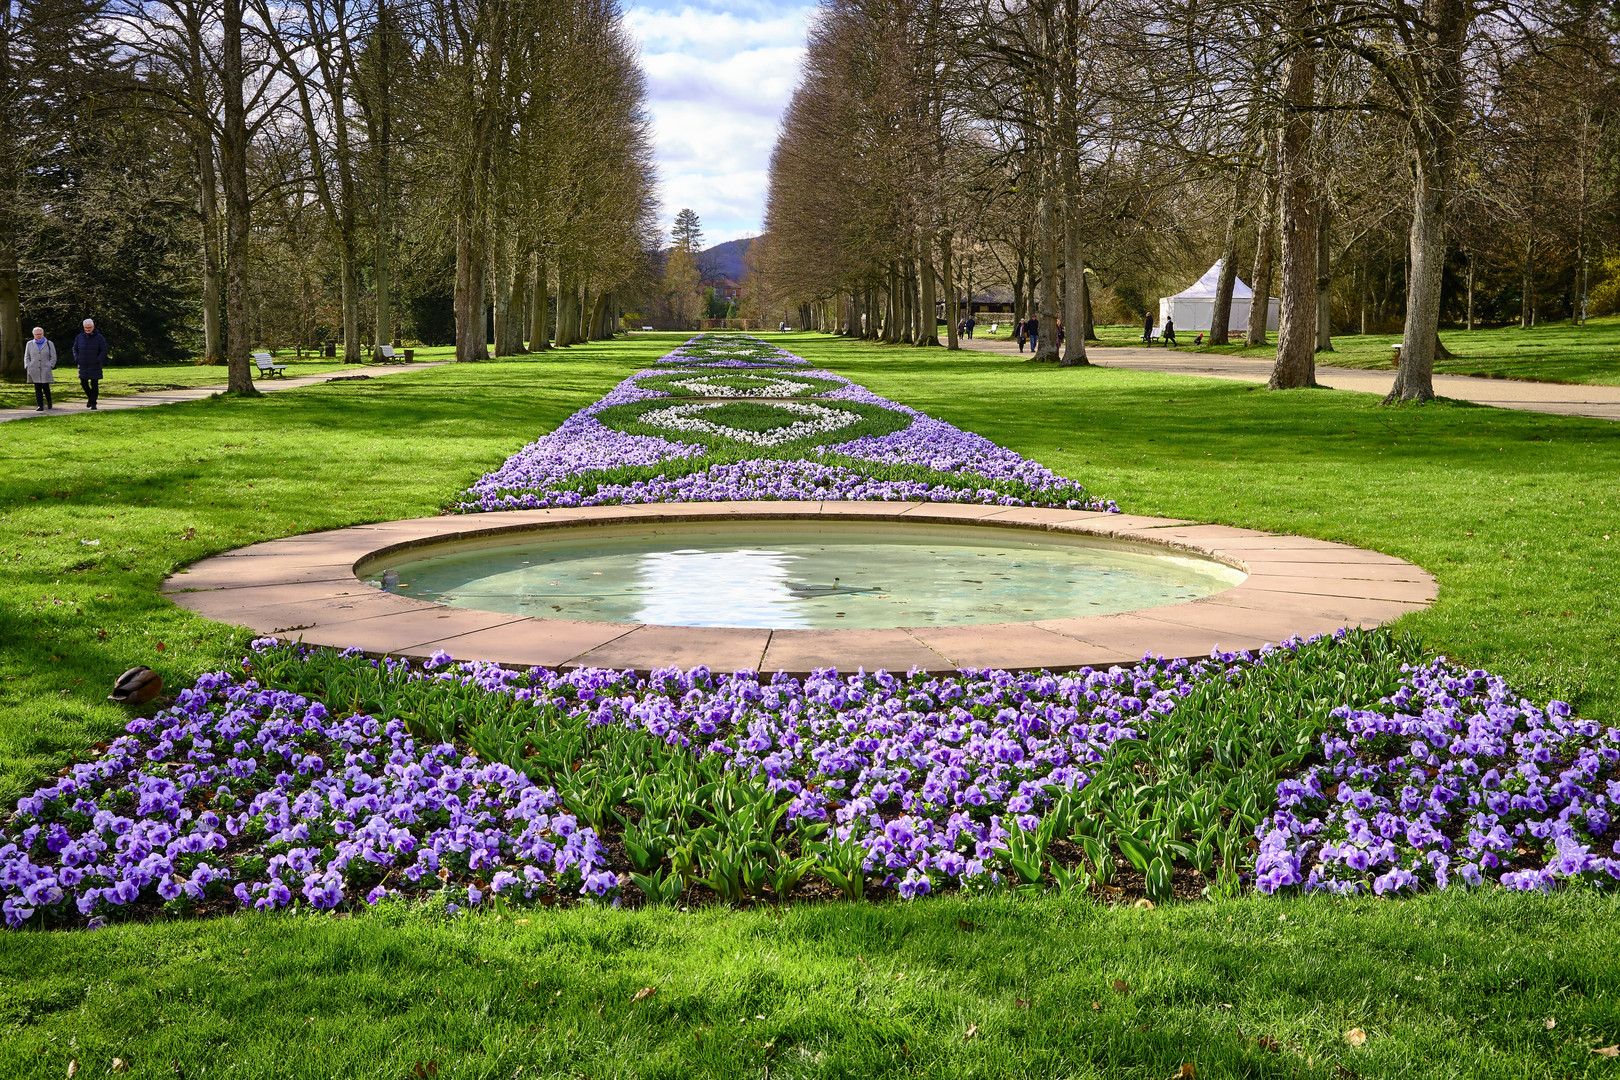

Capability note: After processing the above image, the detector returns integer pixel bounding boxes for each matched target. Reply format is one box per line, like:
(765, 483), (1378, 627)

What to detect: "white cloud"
(625, 3), (813, 245)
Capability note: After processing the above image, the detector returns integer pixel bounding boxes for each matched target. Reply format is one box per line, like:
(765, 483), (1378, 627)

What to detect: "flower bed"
(1254, 661), (1620, 894)
(453, 334), (1115, 513)
(9, 628), (1609, 928)
(0, 635), (1358, 926)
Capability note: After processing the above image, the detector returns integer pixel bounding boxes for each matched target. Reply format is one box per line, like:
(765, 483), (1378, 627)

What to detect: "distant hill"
(700, 237), (754, 283)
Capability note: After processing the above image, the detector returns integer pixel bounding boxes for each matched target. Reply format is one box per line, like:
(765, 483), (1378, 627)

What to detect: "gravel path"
(955, 337), (1620, 422)
(0, 362), (447, 424)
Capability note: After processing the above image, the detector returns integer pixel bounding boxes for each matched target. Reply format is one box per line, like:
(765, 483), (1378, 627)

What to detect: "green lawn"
(2, 329), (1618, 1076)
(4, 891), (1618, 1079)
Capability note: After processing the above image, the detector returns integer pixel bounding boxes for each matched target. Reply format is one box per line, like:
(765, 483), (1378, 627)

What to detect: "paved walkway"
(0, 362), (446, 424)
(956, 337), (1620, 422)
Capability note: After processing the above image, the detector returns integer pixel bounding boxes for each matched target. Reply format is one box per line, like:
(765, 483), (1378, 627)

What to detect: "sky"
(624, 0), (814, 247)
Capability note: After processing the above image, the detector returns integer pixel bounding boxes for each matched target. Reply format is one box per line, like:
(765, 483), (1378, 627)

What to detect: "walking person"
(25, 327), (57, 411)
(1015, 318), (1027, 353)
(1142, 310), (1155, 346)
(1027, 315), (1040, 353)
(73, 318), (107, 409)
(1162, 315), (1176, 348)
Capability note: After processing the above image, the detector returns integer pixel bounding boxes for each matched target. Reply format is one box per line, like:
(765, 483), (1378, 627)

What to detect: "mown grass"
(3, 328), (1619, 1076)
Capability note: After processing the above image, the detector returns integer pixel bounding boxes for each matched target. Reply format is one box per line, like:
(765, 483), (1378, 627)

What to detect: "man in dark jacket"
(73, 319), (107, 409)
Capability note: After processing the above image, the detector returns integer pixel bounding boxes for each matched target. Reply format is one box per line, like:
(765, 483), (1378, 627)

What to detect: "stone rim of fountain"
(162, 501), (1438, 675)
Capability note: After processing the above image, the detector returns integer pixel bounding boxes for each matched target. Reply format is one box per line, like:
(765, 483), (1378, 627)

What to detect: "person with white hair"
(24, 327), (58, 411)
(72, 318), (108, 409)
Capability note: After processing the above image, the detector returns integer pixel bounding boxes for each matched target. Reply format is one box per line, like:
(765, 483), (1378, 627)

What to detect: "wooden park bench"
(252, 352), (288, 377)
(377, 344), (414, 363)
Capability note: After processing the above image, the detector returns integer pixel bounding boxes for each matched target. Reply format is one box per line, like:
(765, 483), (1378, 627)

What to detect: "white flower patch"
(666, 375), (815, 398)
(640, 401), (864, 447)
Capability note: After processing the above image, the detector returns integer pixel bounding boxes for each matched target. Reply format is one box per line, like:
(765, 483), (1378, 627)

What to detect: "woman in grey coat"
(24, 327), (57, 411)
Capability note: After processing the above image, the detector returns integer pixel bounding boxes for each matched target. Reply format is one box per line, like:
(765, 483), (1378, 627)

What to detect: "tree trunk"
(0, 228), (18, 382)
(1465, 255), (1474, 331)
(195, 135), (223, 366)
(1520, 234), (1533, 328)
(220, 0), (255, 393)
(1357, 263), (1367, 334)
(1247, 140), (1278, 347)
(1036, 185), (1059, 361)
(1059, 231), (1088, 364)
(1386, 0), (1471, 404)
(1210, 167), (1248, 346)
(1082, 271), (1096, 340)
(374, 204), (393, 355)
(917, 232), (939, 346)
(1013, 251), (1026, 325)
(554, 265), (573, 346)
(941, 231), (958, 349)
(492, 245), (512, 356)
(1388, 169), (1447, 400)
(530, 252), (549, 349)
(884, 263), (898, 342)
(372, 12), (394, 356)
(1315, 208), (1333, 351)
(454, 213), (488, 361)
(1268, 11), (1319, 391)
(900, 259), (914, 344)
(340, 251), (361, 362)
(507, 255), (529, 353)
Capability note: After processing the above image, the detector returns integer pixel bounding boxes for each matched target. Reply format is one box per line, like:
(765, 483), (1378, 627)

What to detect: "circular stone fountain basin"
(357, 521), (1248, 629)
(162, 502), (1439, 675)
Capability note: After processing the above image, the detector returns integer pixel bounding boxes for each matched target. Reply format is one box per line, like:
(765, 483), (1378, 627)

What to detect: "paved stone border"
(162, 502), (1437, 674)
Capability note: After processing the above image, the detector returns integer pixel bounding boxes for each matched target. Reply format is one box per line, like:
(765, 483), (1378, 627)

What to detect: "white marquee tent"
(1157, 261), (1279, 335)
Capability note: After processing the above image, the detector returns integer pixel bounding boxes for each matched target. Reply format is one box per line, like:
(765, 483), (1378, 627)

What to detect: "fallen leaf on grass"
(956, 919), (978, 932)
(1112, 979), (1131, 995)
(1015, 998), (1029, 1011)
(1091, 1001), (1102, 1011)
(1174, 1065), (1195, 1079)
(111, 1061), (129, 1073)
(1255, 1035), (1281, 1053)
(631, 987), (658, 1004)
(410, 1063), (440, 1079)
(1593, 1045), (1620, 1057)
(1545, 1017), (1557, 1030)
(1345, 1028), (1367, 1047)
(66, 1061), (78, 1079)
(964, 1024), (979, 1041)
(1134, 898), (1155, 910)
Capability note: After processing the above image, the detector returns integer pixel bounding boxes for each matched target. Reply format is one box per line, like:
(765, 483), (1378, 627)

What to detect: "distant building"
(936, 286), (1013, 318)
